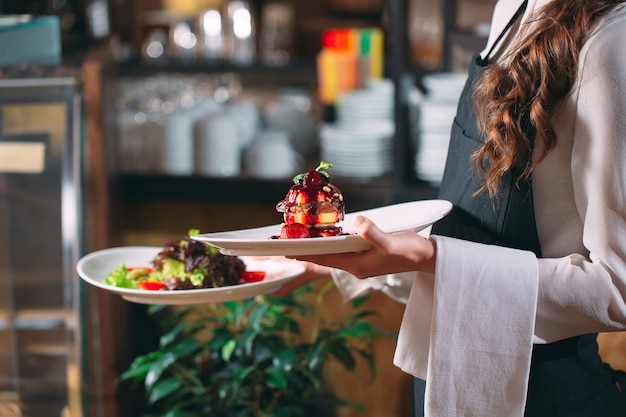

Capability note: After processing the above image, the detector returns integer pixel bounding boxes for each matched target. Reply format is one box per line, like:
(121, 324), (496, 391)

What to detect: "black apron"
(412, 3), (626, 415)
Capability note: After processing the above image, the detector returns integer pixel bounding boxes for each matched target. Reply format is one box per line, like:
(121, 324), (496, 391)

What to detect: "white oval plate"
(76, 246), (305, 305)
(191, 199), (453, 256)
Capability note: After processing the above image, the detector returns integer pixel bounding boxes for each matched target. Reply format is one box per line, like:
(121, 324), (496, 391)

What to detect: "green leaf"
(251, 334), (286, 363)
(249, 303), (270, 330)
(166, 338), (201, 363)
(206, 328), (234, 353)
(233, 363), (256, 380)
(237, 327), (261, 356)
(356, 349), (377, 382)
(328, 340), (356, 372)
(272, 348), (295, 372)
(163, 409), (196, 417)
(271, 407), (309, 417)
(159, 322), (191, 347)
(317, 161), (332, 170)
(293, 365), (322, 390)
(339, 320), (374, 340)
(265, 366), (288, 391)
(292, 172), (306, 184)
(119, 359), (152, 381)
(221, 339), (236, 361)
(349, 309), (381, 321)
(306, 342), (326, 371)
(145, 351), (177, 390)
(222, 301), (239, 315)
(234, 298), (256, 325)
(351, 294), (371, 309)
(147, 377), (182, 404)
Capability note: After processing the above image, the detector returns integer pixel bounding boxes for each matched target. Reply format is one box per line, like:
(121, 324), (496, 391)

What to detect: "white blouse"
(332, 1), (626, 416)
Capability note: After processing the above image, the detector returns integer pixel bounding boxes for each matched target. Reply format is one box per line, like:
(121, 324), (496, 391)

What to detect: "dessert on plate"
(275, 162), (345, 239)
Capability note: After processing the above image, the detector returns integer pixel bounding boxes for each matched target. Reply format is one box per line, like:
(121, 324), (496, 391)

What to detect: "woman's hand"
(290, 215), (437, 278)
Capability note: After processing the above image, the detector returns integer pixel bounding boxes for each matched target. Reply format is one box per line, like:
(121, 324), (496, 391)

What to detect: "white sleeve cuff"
(330, 268), (414, 304)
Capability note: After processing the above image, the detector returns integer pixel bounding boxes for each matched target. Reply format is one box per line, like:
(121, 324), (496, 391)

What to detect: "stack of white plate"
(335, 79), (394, 124)
(414, 72), (467, 185)
(320, 80), (395, 178)
(319, 120), (394, 177)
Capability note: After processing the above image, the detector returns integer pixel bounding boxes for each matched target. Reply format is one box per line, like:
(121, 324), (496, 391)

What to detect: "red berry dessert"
(275, 162), (345, 239)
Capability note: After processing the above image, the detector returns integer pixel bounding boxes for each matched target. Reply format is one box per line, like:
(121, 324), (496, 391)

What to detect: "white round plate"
(76, 247), (306, 305)
(191, 199), (453, 256)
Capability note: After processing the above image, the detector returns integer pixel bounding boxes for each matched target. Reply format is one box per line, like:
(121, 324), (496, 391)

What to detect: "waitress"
(282, 0), (626, 415)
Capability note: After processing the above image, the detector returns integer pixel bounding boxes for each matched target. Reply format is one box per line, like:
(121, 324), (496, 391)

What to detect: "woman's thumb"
(353, 216), (389, 250)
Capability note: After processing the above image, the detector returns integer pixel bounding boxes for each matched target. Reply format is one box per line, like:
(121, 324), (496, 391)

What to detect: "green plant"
(120, 281), (389, 417)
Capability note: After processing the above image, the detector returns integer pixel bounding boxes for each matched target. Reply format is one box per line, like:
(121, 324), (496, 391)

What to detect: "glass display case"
(0, 75), (84, 416)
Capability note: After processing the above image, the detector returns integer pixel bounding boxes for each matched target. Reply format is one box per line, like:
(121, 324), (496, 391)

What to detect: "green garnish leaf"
(317, 161), (333, 182)
(292, 161), (334, 184)
(316, 161), (332, 171)
(292, 173), (306, 184)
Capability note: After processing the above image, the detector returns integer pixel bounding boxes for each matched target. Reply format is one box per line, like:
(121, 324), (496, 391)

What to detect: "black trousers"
(412, 334), (626, 416)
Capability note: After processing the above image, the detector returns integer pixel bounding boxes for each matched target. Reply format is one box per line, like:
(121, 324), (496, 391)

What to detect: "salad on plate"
(104, 229), (266, 291)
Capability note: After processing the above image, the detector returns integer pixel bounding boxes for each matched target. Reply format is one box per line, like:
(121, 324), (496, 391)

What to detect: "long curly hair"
(472, 0), (624, 198)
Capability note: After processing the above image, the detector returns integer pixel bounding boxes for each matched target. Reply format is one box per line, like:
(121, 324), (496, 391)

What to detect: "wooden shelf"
(114, 58), (319, 89)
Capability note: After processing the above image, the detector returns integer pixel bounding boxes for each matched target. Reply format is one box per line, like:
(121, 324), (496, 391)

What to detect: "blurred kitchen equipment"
(140, 10), (173, 64)
(0, 15), (61, 65)
(197, 8), (223, 61)
(163, 109), (197, 175)
(223, 0), (256, 64)
(259, 1), (295, 66)
(224, 99), (262, 148)
(409, 0), (444, 70)
(212, 72), (243, 103)
(194, 110), (242, 177)
(86, 0), (111, 39)
(264, 88), (318, 157)
(245, 129), (302, 179)
(141, 28), (168, 63)
(169, 17), (198, 63)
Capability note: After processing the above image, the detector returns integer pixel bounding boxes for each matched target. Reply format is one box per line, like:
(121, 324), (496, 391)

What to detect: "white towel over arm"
(394, 235), (538, 417)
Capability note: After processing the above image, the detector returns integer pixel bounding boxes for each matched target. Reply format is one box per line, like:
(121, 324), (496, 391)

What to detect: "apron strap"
(481, 0), (528, 64)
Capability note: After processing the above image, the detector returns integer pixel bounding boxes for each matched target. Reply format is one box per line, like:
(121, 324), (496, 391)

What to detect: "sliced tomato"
(138, 280), (165, 290)
(241, 271), (266, 283)
(128, 266), (153, 272)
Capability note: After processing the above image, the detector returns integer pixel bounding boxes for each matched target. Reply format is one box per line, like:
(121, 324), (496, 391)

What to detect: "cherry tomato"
(138, 280), (165, 290)
(241, 271), (266, 283)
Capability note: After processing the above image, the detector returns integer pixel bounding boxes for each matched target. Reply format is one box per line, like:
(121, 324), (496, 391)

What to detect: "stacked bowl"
(414, 72), (467, 184)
